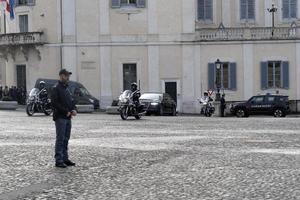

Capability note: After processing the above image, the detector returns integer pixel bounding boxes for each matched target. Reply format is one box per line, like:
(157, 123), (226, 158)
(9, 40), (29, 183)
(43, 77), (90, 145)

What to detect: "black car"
(34, 79), (100, 109)
(230, 94), (290, 118)
(139, 93), (177, 116)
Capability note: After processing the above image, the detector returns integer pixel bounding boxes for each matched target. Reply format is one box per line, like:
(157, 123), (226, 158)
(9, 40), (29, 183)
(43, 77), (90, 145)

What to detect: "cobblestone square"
(0, 110), (299, 199)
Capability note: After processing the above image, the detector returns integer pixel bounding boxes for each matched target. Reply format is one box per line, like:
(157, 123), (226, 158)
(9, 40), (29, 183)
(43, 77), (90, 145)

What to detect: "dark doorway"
(16, 65), (26, 90)
(123, 63), (137, 91)
(165, 82), (177, 103)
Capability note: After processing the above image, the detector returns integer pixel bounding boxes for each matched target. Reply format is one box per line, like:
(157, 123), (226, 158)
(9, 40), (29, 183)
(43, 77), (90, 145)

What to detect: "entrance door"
(16, 65), (26, 90)
(165, 82), (177, 104)
(123, 63), (137, 91)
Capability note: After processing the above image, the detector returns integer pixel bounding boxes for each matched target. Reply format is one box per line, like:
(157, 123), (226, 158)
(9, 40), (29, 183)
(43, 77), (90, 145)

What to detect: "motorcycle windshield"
(120, 90), (132, 99)
(29, 88), (39, 97)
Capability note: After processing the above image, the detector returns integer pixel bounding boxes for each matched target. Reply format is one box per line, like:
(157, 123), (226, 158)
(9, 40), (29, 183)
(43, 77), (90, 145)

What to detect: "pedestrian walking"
(220, 94), (226, 117)
(51, 69), (77, 168)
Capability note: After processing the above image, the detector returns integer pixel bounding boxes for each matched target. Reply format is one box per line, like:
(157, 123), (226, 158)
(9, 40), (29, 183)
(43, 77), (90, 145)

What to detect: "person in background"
(3, 86), (9, 97)
(220, 94), (226, 117)
(51, 69), (77, 168)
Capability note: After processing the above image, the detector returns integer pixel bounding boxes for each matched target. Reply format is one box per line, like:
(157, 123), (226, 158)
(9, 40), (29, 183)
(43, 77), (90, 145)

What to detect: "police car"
(230, 94), (290, 118)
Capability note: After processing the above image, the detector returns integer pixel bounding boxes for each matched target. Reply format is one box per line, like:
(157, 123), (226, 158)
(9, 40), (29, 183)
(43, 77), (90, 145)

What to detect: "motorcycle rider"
(130, 82), (141, 111)
(200, 91), (213, 115)
(38, 81), (48, 104)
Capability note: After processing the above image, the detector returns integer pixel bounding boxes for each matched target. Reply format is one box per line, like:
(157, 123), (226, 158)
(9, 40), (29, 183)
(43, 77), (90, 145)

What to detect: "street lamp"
(215, 59), (222, 101)
(267, 3), (278, 37)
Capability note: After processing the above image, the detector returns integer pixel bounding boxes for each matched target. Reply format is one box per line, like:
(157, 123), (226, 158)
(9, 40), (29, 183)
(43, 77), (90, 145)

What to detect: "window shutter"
(111, 0), (121, 8)
(282, 0), (289, 19)
(205, 0), (213, 20)
(248, 0), (255, 20)
(136, 0), (146, 8)
(282, 61), (289, 89)
(240, 0), (247, 20)
(198, 0), (205, 20)
(27, 0), (35, 6)
(290, 0), (297, 18)
(229, 63), (237, 90)
(261, 62), (268, 90)
(208, 63), (215, 90)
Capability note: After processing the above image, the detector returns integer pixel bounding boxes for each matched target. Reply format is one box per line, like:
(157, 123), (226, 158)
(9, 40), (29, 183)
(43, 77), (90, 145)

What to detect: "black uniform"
(220, 96), (226, 117)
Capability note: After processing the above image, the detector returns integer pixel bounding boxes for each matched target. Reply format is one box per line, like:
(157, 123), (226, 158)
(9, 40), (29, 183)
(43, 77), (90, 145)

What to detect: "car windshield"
(140, 93), (162, 101)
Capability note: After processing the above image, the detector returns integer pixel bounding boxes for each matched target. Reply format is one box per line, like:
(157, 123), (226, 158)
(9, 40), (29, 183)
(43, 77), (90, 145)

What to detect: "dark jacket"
(220, 97), (226, 108)
(51, 81), (76, 121)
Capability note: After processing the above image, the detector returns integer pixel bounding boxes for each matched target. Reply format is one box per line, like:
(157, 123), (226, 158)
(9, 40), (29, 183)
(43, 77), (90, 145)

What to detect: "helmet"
(204, 91), (208, 96)
(39, 81), (46, 88)
(131, 82), (138, 91)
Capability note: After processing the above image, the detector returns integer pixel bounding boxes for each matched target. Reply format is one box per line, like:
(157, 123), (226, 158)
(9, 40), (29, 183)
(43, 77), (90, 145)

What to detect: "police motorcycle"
(198, 93), (215, 117)
(26, 87), (52, 116)
(118, 90), (147, 120)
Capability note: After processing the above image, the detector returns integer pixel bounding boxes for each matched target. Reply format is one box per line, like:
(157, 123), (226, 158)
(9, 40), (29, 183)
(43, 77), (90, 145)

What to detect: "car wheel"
(274, 109), (284, 118)
(236, 109), (246, 118)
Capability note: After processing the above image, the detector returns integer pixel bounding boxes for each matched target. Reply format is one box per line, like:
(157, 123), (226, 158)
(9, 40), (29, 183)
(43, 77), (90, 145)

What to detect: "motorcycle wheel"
(26, 103), (35, 116)
(120, 107), (129, 120)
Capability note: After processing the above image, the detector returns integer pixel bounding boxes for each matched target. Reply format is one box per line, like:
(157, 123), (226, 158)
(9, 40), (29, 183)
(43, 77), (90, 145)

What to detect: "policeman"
(220, 94), (226, 117)
(130, 82), (141, 111)
(38, 81), (48, 104)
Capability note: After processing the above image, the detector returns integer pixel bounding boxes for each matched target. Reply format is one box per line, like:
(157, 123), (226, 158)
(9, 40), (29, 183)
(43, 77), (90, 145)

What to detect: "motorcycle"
(26, 88), (53, 116)
(118, 90), (146, 120)
(198, 97), (215, 117)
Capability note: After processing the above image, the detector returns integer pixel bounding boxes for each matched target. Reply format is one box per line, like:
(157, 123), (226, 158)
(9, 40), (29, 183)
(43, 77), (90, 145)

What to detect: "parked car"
(139, 92), (177, 116)
(230, 94), (290, 118)
(34, 79), (100, 109)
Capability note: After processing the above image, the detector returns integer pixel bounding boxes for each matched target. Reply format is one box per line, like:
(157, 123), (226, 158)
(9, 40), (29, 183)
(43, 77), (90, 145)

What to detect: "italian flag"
(0, 0), (15, 19)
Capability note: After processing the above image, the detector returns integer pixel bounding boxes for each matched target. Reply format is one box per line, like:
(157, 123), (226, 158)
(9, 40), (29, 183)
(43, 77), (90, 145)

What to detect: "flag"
(8, 0), (14, 19)
(0, 0), (14, 19)
(0, 0), (9, 12)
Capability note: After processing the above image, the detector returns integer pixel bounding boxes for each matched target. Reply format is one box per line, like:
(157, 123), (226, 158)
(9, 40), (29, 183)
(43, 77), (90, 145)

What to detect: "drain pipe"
(60, 0), (63, 70)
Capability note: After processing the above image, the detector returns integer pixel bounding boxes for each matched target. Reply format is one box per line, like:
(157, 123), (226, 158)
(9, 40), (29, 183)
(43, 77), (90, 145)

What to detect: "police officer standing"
(220, 94), (226, 117)
(51, 69), (77, 168)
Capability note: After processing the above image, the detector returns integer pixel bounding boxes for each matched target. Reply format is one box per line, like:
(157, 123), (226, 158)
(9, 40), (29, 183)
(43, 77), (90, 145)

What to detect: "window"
(215, 63), (229, 89)
(19, 15), (28, 33)
(198, 0), (213, 21)
(240, 0), (255, 20)
(15, 0), (35, 6)
(121, 0), (136, 6)
(282, 0), (297, 19)
(123, 64), (137, 91)
(251, 96), (264, 104)
(267, 96), (275, 103)
(261, 61), (289, 90)
(111, 0), (146, 8)
(208, 62), (237, 91)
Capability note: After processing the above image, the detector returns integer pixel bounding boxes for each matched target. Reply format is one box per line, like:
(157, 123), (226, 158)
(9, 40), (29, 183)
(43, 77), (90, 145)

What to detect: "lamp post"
(267, 3), (278, 37)
(215, 59), (222, 101)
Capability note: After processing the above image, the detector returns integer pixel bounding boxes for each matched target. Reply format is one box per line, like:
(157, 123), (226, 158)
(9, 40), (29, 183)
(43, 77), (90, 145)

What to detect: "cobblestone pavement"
(0, 110), (299, 200)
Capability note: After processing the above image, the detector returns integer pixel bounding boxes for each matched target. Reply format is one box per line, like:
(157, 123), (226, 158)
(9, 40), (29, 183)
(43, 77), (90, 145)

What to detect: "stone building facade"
(0, 0), (300, 113)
